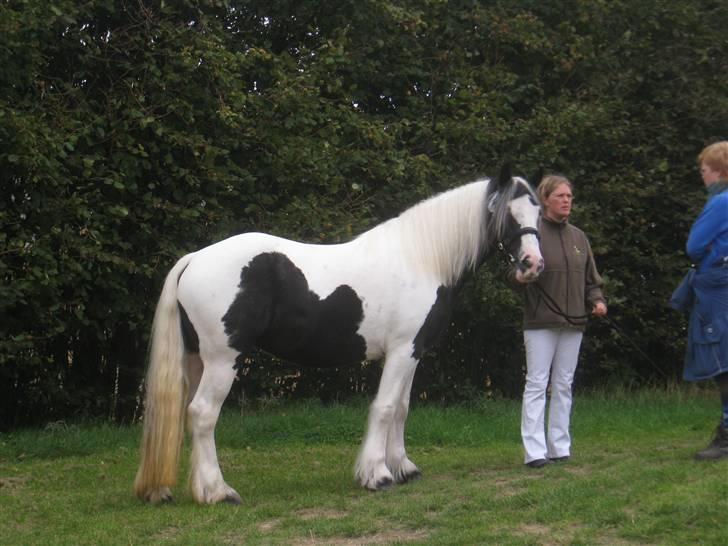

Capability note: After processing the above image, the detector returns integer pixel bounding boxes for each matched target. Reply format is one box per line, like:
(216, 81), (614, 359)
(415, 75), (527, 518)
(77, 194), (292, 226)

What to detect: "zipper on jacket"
(559, 226), (570, 320)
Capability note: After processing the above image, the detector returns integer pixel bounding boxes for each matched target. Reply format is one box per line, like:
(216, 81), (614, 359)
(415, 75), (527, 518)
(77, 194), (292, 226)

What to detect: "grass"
(1, 388), (727, 545)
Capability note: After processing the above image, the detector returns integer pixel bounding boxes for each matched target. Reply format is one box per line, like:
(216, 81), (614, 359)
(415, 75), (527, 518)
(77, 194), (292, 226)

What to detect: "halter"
(497, 227), (540, 263)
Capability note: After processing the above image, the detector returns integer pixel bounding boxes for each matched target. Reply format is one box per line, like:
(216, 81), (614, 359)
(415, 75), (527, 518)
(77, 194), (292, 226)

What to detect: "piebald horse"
(134, 165), (544, 504)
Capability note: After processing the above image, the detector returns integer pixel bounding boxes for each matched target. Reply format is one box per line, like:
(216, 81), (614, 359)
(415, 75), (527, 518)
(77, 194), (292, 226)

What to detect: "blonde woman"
(509, 175), (606, 468)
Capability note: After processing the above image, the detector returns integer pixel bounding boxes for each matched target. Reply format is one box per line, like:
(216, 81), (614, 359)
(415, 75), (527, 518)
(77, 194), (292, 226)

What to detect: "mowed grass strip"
(0, 388), (726, 545)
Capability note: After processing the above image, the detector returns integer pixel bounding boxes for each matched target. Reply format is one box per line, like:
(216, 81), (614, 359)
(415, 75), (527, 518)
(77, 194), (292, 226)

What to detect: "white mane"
(360, 180), (491, 286)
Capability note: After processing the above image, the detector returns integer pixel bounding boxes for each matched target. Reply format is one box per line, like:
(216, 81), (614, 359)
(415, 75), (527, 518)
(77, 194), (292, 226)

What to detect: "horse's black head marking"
(484, 165), (543, 277)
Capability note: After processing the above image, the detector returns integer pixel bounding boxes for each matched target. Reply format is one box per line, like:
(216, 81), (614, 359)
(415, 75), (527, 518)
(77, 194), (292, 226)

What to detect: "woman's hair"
(537, 174), (573, 205)
(698, 141), (728, 178)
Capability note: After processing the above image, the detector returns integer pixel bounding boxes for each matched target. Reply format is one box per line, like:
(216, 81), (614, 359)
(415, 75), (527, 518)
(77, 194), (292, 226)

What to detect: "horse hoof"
(144, 488), (174, 505)
(375, 477), (394, 490)
(403, 469), (422, 483)
(223, 493), (242, 505)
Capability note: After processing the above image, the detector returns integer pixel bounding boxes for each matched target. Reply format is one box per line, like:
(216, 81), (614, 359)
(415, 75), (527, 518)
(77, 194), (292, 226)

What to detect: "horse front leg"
(355, 347), (417, 490)
(187, 352), (241, 505)
(386, 365), (422, 484)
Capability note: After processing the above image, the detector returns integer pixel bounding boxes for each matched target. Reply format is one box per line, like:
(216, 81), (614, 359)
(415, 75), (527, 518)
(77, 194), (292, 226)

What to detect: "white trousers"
(521, 329), (583, 463)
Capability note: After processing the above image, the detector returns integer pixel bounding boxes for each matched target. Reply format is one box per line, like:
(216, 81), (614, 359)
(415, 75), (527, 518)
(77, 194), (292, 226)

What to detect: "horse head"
(488, 164), (544, 281)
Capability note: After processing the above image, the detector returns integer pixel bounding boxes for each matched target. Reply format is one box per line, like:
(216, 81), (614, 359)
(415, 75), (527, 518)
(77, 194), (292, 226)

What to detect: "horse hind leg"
(187, 348), (241, 505)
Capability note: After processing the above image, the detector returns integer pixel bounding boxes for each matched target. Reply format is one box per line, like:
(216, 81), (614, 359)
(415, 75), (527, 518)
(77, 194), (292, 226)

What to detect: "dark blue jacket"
(682, 262), (728, 381)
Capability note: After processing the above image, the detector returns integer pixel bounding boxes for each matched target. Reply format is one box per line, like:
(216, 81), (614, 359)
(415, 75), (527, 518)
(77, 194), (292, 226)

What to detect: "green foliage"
(1, 0), (727, 426)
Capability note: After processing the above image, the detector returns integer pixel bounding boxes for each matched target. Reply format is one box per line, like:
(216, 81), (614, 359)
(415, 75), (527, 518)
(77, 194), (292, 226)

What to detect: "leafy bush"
(1, 0), (726, 427)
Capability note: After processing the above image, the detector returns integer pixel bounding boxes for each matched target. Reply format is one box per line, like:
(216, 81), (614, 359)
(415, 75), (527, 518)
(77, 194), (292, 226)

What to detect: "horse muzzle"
(518, 254), (544, 280)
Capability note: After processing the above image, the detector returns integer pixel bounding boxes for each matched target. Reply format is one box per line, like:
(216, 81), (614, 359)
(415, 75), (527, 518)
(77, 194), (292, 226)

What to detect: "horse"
(134, 164), (544, 505)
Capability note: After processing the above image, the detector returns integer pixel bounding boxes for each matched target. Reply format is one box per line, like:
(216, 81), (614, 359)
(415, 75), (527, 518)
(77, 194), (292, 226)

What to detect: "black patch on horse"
(222, 252), (367, 368)
(411, 285), (455, 360)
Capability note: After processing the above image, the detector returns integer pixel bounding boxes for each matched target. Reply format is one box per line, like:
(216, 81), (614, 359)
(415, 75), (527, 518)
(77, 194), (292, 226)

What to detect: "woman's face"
(700, 162), (721, 187)
(543, 183), (573, 222)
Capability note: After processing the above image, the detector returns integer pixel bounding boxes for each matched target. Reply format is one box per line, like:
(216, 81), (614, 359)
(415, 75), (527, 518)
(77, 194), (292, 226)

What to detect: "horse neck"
(385, 180), (490, 286)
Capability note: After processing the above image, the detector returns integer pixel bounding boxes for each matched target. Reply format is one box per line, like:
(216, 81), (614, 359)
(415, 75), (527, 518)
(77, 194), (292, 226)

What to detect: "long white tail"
(134, 253), (195, 503)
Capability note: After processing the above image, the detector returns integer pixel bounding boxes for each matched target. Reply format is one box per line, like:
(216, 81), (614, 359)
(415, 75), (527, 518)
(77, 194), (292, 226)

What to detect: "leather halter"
(497, 227), (540, 260)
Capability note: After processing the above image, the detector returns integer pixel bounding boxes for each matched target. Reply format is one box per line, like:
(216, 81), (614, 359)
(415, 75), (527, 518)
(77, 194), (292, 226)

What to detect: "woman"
(509, 174), (607, 468)
(681, 141), (728, 460)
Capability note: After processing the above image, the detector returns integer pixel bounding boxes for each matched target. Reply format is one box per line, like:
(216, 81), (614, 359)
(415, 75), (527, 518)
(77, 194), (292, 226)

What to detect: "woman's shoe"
(525, 458), (550, 468)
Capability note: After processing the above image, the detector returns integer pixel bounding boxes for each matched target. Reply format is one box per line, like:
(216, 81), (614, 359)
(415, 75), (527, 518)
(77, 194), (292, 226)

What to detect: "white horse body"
(134, 171), (543, 504)
(176, 233), (440, 499)
(179, 231), (441, 361)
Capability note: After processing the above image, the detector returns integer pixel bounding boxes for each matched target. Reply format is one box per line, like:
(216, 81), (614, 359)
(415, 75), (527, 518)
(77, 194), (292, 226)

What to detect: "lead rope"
(531, 283), (669, 380)
(598, 314), (669, 379)
(532, 283), (589, 326)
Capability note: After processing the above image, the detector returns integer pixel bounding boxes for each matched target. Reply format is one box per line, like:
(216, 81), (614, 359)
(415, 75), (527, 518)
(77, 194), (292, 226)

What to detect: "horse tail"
(134, 253), (195, 503)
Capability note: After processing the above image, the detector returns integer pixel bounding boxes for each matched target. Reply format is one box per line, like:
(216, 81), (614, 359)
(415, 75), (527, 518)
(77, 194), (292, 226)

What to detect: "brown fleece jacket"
(508, 216), (605, 332)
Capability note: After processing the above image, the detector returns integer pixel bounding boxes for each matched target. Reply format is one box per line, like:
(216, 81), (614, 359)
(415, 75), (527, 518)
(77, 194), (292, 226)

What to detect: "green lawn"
(1, 388), (726, 545)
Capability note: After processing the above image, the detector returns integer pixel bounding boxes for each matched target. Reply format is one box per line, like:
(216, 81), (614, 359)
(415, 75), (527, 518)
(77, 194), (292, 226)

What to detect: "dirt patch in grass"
(291, 528), (429, 545)
(257, 509), (348, 536)
(490, 476), (529, 498)
(512, 523), (577, 546)
(151, 525), (183, 542)
(563, 464), (595, 476)
(516, 522), (552, 536)
(508, 521), (641, 546)
(257, 518), (282, 532)
(295, 508), (349, 520)
(0, 476), (28, 492)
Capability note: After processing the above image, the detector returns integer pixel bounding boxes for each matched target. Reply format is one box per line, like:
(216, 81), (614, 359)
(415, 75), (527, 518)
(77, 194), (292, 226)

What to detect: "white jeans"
(521, 329), (583, 463)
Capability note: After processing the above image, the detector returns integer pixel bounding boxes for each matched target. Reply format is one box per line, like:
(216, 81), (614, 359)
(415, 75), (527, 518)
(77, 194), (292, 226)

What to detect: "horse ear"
(497, 163), (513, 189)
(529, 168), (544, 189)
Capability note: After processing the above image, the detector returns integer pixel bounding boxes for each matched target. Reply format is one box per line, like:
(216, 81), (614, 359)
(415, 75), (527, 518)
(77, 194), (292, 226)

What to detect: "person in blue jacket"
(684, 141), (728, 460)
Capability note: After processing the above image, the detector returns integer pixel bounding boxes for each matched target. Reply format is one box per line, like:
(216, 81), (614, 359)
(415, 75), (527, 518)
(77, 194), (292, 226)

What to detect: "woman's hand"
(592, 301), (607, 316)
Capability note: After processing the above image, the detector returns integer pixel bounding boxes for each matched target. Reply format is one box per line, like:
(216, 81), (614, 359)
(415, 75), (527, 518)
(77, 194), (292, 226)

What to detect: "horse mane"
(358, 176), (534, 286)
